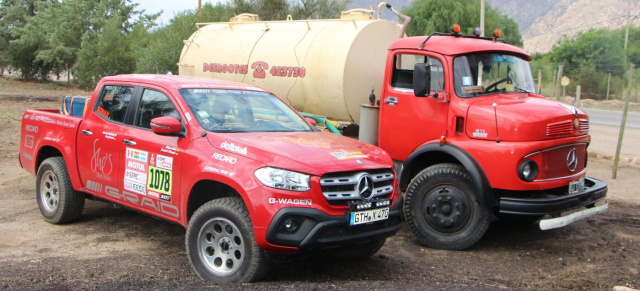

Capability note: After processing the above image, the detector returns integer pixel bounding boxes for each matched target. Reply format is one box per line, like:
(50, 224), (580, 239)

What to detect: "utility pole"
(613, 64), (635, 179)
(606, 72), (611, 100)
(198, 0), (202, 23)
(480, 0), (485, 37)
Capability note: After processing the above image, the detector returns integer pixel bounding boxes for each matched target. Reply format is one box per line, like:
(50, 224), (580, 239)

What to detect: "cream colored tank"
(178, 11), (402, 123)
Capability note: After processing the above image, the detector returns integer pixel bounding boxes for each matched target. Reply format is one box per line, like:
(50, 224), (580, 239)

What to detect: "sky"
(134, 0), (217, 26)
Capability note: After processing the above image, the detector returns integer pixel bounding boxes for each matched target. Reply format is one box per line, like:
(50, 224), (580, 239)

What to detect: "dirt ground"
(0, 77), (639, 290)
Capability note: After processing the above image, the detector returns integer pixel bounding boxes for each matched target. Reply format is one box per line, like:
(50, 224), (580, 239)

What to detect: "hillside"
(347, 0), (640, 53)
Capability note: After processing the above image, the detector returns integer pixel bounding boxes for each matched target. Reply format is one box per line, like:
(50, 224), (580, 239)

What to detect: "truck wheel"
(403, 164), (490, 250)
(186, 198), (267, 282)
(36, 156), (85, 224)
(332, 239), (386, 261)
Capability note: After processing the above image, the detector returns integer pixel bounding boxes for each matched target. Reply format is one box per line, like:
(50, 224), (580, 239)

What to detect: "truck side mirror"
(413, 64), (431, 97)
(150, 116), (183, 136)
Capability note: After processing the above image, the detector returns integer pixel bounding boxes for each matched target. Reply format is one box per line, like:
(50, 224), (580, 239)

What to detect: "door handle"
(123, 139), (137, 146)
(81, 130), (93, 136)
(384, 97), (398, 106)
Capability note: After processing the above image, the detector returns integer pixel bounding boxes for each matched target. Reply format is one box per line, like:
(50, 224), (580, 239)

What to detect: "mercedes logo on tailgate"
(357, 174), (374, 201)
(566, 148), (578, 172)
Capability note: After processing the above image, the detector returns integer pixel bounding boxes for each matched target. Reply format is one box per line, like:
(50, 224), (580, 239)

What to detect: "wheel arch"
(185, 179), (244, 225)
(400, 142), (494, 208)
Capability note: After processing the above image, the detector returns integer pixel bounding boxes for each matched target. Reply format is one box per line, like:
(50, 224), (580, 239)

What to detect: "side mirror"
(413, 63), (431, 97)
(150, 116), (182, 136)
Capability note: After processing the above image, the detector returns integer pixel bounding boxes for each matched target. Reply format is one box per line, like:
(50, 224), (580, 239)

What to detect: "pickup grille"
(320, 169), (394, 206)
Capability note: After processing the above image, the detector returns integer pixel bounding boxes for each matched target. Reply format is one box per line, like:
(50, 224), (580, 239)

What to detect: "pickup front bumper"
(265, 195), (403, 251)
(498, 177), (608, 216)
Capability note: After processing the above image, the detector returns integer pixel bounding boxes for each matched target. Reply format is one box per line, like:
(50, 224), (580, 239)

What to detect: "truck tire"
(186, 198), (267, 282)
(403, 164), (490, 250)
(332, 238), (386, 261)
(36, 156), (85, 224)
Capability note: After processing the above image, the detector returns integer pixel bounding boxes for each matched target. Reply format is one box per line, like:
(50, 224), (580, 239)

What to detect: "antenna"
(493, 103), (500, 143)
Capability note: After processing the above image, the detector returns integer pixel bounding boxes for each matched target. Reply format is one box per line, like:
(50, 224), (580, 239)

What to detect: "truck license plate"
(569, 177), (585, 194)
(350, 207), (389, 226)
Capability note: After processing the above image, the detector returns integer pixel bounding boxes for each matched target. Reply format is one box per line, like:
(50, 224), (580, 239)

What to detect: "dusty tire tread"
(403, 163), (491, 250)
(37, 156), (85, 224)
(186, 197), (267, 283)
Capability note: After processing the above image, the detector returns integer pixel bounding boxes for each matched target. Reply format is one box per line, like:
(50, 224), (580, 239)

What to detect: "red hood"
(205, 131), (392, 176)
(465, 94), (589, 142)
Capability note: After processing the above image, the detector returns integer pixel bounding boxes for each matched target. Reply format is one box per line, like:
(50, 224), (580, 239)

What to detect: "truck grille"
(320, 169), (394, 206)
(546, 119), (589, 138)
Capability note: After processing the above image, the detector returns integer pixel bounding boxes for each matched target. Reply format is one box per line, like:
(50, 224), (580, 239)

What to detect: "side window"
(134, 89), (179, 129)
(391, 54), (445, 92)
(96, 85), (133, 123)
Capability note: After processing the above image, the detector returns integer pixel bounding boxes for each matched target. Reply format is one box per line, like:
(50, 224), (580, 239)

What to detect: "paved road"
(584, 108), (640, 129)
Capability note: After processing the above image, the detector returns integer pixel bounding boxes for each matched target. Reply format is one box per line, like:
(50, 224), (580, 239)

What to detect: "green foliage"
(401, 0), (522, 47)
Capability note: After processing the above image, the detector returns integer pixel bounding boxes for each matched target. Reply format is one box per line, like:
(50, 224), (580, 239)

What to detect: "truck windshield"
(180, 89), (312, 133)
(453, 53), (535, 98)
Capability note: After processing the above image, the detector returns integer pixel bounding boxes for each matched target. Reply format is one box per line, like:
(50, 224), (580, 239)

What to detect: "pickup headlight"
(254, 167), (310, 191)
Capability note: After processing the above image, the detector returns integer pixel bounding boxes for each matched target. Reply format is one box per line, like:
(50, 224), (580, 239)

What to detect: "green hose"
(300, 112), (342, 135)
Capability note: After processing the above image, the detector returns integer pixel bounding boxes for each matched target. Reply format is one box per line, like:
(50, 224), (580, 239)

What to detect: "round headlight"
(518, 160), (539, 182)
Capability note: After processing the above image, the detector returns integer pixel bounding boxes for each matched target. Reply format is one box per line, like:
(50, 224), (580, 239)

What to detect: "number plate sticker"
(350, 207), (389, 226)
(569, 177), (585, 195)
(147, 166), (173, 195)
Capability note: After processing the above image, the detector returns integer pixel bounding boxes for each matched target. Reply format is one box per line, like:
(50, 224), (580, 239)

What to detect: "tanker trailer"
(178, 4), (409, 123)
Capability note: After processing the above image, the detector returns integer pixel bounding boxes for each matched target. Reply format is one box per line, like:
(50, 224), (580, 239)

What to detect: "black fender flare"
(399, 143), (494, 208)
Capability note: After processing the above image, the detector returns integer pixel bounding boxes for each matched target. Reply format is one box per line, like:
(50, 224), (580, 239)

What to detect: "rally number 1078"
(148, 166), (172, 194)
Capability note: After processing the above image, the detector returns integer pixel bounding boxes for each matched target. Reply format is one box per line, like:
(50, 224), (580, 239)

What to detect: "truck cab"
(378, 33), (608, 250)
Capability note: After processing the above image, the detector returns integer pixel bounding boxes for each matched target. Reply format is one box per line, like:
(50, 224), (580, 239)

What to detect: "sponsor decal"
(104, 186), (179, 218)
(160, 194), (171, 202)
(103, 131), (117, 140)
(43, 137), (60, 142)
(124, 169), (147, 184)
(97, 106), (110, 118)
(204, 166), (235, 177)
(329, 150), (368, 160)
(25, 125), (38, 132)
(24, 135), (34, 149)
(268, 198), (313, 206)
(126, 148), (148, 163)
(147, 190), (160, 199)
(203, 63), (249, 75)
(156, 155), (174, 170)
(127, 160), (146, 172)
(26, 115), (75, 128)
(91, 139), (113, 181)
(472, 129), (488, 138)
(220, 141), (247, 155)
(124, 180), (147, 195)
(161, 145), (179, 155)
(212, 152), (237, 164)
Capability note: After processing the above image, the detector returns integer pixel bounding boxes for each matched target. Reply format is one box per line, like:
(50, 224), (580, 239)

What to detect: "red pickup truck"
(19, 74), (402, 282)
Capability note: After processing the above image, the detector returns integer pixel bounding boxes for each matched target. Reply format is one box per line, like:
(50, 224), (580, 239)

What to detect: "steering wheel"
(485, 77), (512, 92)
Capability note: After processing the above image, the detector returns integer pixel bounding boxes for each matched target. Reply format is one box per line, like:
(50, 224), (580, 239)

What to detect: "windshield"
(453, 53), (535, 97)
(180, 88), (312, 133)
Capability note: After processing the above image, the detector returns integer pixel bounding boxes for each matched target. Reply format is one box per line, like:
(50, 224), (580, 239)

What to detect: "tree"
(401, 0), (523, 47)
(135, 3), (235, 74)
(73, 0), (156, 88)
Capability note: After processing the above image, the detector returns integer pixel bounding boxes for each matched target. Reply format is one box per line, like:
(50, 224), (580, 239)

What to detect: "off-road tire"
(36, 156), (85, 224)
(186, 198), (267, 282)
(403, 164), (491, 250)
(332, 238), (386, 261)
